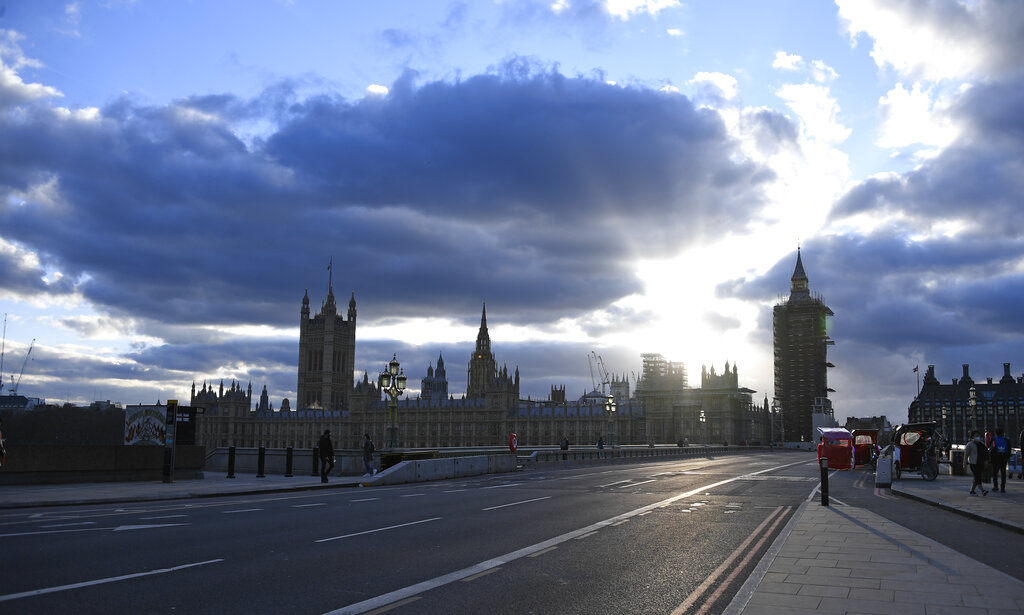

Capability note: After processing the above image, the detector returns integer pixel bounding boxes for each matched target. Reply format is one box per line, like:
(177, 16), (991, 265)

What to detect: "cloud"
(690, 71), (738, 101)
(772, 51), (802, 71)
(0, 30), (63, 108)
(0, 52), (789, 403)
(836, 0), (1024, 81)
(776, 83), (851, 145)
(875, 82), (959, 150)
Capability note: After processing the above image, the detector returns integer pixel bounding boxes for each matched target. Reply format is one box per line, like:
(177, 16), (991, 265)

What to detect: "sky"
(1, 1), (1023, 426)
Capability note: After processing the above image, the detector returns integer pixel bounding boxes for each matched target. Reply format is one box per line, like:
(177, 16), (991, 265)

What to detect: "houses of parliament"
(194, 278), (771, 452)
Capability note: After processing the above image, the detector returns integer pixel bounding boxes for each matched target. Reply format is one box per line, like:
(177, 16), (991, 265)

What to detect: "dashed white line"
(400, 494), (425, 498)
(221, 509), (262, 514)
(620, 479), (656, 487)
(597, 479), (632, 488)
(481, 497), (551, 511)
(316, 518), (442, 543)
(0, 559), (223, 603)
(293, 503), (327, 508)
(350, 498), (380, 502)
(481, 483), (521, 489)
(39, 522), (96, 528)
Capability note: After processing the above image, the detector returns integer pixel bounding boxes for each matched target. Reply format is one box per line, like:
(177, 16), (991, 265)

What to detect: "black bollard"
(285, 446), (294, 477)
(257, 445), (266, 478)
(311, 448), (320, 477)
(227, 445), (236, 479)
(820, 458), (829, 506)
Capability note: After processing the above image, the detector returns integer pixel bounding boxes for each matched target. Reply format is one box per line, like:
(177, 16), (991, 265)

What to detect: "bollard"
(257, 445), (266, 478)
(311, 448), (320, 477)
(285, 446), (294, 477)
(820, 458), (829, 506)
(226, 446), (236, 479)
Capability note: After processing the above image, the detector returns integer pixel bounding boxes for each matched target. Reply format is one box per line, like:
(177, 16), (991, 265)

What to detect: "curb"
(891, 483), (1024, 535)
(0, 479), (366, 510)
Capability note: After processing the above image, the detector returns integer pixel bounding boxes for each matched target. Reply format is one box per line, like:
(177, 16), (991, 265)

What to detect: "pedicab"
(816, 427), (855, 470)
(852, 429), (881, 469)
(891, 422), (941, 481)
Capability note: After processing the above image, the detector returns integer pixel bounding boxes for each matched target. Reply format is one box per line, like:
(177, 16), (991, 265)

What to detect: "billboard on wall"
(124, 405), (166, 445)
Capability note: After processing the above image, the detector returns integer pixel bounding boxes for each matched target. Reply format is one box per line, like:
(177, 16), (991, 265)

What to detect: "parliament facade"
(194, 281), (769, 451)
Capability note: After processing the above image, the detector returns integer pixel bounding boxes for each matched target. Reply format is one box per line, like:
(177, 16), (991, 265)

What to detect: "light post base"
(385, 425), (399, 450)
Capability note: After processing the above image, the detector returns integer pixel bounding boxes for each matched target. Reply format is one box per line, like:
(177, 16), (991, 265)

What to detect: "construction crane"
(11, 338), (34, 395)
(588, 351), (610, 395)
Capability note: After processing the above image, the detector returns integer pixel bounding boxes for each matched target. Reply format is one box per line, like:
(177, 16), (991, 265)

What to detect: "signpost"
(508, 433), (518, 454)
(162, 399), (177, 483)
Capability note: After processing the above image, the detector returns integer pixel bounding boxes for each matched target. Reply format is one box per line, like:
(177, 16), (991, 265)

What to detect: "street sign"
(508, 433), (518, 453)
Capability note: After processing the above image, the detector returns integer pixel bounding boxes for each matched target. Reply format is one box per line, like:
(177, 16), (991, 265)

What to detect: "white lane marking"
(0, 559), (223, 603)
(575, 531), (598, 540)
(481, 497), (551, 511)
(221, 509), (262, 514)
(293, 503), (327, 508)
(315, 518), (442, 543)
(139, 515), (188, 519)
(350, 498), (380, 502)
(323, 458), (810, 615)
(400, 494), (425, 498)
(39, 522), (96, 528)
(0, 523), (186, 537)
(597, 479), (632, 488)
(619, 479), (656, 487)
(443, 489), (466, 493)
(481, 483), (521, 489)
(528, 546), (557, 558)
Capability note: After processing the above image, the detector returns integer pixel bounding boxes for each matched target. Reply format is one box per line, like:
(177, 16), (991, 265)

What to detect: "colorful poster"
(124, 405), (167, 445)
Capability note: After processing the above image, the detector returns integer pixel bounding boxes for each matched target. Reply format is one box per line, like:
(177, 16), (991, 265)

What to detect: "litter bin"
(949, 448), (966, 475)
(874, 454), (893, 488)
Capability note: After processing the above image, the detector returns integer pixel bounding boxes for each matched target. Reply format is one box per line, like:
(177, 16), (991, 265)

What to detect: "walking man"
(362, 433), (376, 476)
(991, 428), (1009, 493)
(964, 430), (989, 496)
(319, 429), (335, 483)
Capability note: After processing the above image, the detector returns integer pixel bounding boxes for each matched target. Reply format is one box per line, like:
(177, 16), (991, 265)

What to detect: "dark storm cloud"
(1, 58), (774, 330)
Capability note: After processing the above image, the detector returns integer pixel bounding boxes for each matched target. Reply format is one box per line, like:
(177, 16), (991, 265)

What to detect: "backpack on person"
(994, 436), (1009, 455)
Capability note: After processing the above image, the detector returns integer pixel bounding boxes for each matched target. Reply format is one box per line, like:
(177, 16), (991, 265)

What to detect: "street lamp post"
(605, 395), (617, 448)
(941, 404), (949, 445)
(699, 408), (706, 446)
(968, 385), (977, 435)
(378, 354), (407, 449)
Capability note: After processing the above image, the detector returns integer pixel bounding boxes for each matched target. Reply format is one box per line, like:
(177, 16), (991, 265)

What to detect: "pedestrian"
(597, 436), (605, 458)
(560, 435), (569, 461)
(318, 429), (335, 483)
(0, 417), (6, 467)
(964, 430), (989, 496)
(991, 428), (1009, 493)
(362, 433), (376, 477)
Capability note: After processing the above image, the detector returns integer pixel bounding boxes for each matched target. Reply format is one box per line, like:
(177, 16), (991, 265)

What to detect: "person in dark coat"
(560, 435), (569, 461)
(362, 433), (376, 476)
(319, 429), (335, 483)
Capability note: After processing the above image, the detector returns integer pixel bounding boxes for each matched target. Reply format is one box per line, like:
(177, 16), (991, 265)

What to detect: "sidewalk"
(730, 474), (1024, 614)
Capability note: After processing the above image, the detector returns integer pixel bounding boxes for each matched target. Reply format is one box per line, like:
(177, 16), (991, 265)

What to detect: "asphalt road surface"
(0, 452), (876, 614)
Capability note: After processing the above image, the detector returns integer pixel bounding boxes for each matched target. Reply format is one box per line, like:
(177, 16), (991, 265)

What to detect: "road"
(4, 451), (1012, 614)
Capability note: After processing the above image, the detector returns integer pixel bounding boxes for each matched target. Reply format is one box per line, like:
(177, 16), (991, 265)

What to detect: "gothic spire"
(789, 247), (810, 297)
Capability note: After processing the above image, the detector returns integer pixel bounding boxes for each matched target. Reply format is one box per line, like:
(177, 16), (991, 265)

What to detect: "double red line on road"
(671, 505), (793, 615)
